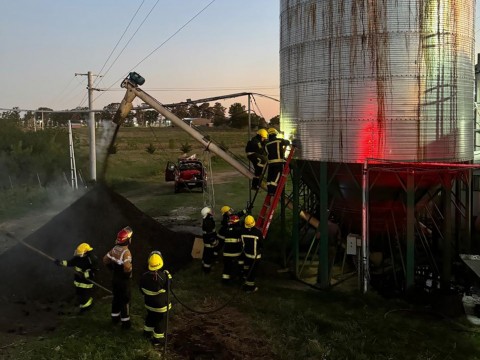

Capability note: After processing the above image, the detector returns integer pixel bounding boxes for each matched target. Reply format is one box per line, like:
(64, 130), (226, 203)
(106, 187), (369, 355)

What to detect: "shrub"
(180, 141), (192, 154)
(145, 143), (156, 154)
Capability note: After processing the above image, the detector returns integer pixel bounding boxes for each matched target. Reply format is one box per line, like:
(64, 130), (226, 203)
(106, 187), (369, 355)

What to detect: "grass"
(3, 127), (480, 359)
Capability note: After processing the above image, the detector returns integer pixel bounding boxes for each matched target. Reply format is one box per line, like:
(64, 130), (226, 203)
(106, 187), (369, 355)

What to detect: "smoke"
(96, 120), (117, 170)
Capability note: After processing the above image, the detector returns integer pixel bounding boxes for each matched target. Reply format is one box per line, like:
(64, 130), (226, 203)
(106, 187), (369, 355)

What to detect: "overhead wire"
(95, 0), (161, 88)
(93, 0), (147, 89)
(94, 0), (217, 104)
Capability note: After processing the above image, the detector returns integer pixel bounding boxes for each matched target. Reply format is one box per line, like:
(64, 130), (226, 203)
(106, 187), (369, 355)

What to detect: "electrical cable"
(93, 0), (147, 89)
(96, 0), (161, 87)
(94, 0), (217, 104)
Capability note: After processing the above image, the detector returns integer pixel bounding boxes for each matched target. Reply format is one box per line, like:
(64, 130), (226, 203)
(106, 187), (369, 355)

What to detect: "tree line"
(1, 102), (280, 129)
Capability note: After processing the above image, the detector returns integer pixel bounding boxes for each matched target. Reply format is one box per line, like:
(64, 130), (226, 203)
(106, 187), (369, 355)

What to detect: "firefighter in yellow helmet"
(221, 214), (243, 284)
(139, 251), (172, 346)
(245, 128), (268, 190)
(103, 226), (133, 329)
(54, 242), (98, 312)
(239, 215), (264, 293)
(265, 127), (290, 195)
(216, 205), (249, 258)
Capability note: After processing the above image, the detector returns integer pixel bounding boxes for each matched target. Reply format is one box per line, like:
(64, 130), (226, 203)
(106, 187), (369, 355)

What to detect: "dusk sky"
(1, 1), (480, 122)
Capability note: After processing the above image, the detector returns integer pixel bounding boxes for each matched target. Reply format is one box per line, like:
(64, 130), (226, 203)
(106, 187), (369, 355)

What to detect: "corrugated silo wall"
(280, 0), (475, 163)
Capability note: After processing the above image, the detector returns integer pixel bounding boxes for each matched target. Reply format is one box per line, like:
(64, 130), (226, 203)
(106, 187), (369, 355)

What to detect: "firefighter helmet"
(116, 226), (133, 245)
(201, 207), (212, 219)
(220, 206), (231, 215)
(75, 243), (93, 257)
(228, 214), (240, 225)
(244, 215), (255, 229)
(257, 128), (268, 139)
(148, 251), (164, 271)
(268, 128), (278, 136)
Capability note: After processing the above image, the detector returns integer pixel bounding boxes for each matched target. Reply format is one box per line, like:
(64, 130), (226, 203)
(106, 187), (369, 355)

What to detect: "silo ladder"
(256, 147), (295, 238)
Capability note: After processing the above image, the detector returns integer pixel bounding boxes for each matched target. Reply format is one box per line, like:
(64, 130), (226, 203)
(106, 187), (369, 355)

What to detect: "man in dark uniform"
(103, 226), (133, 329)
(139, 251), (172, 346)
(221, 214), (243, 284)
(200, 206), (218, 273)
(216, 205), (248, 257)
(55, 242), (98, 312)
(265, 128), (291, 196)
(245, 128), (268, 190)
(239, 215), (264, 293)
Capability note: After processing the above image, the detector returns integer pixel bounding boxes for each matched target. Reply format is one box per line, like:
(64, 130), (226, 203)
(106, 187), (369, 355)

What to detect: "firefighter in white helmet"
(140, 251), (172, 346)
(200, 206), (218, 273)
(54, 242), (98, 312)
(239, 215), (264, 293)
(103, 226), (133, 329)
(245, 128), (268, 190)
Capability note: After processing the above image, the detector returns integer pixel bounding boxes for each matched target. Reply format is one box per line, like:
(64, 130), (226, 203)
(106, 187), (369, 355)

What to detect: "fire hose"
(4, 231), (112, 294)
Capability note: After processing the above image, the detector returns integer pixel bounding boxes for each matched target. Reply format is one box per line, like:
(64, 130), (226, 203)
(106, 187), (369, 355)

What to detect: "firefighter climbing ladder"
(255, 147), (295, 238)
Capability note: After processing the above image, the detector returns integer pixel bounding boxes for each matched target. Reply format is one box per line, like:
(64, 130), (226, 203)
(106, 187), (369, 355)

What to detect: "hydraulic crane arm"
(109, 77), (253, 180)
(107, 73), (320, 232)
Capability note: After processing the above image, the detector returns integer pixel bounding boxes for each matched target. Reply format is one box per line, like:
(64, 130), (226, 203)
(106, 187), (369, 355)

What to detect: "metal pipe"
(117, 80), (321, 230)
(129, 81), (253, 179)
(361, 160), (369, 293)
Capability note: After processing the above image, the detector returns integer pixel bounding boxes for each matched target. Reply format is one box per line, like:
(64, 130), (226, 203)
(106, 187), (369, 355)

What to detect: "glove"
(54, 259), (62, 266)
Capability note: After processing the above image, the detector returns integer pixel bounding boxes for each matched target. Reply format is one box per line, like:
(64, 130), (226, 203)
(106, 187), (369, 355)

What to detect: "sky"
(1, 1), (480, 122)
(0, 0), (280, 120)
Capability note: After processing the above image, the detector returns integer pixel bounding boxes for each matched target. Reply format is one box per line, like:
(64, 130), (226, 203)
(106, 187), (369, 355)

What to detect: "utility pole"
(75, 71), (101, 182)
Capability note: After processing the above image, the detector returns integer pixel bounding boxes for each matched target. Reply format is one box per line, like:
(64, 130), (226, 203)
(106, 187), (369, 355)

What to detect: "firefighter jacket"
(219, 209), (248, 238)
(223, 224), (243, 257)
(265, 136), (290, 164)
(139, 269), (172, 313)
(245, 134), (266, 156)
(60, 253), (98, 289)
(103, 244), (132, 280)
(202, 214), (218, 247)
(240, 226), (264, 260)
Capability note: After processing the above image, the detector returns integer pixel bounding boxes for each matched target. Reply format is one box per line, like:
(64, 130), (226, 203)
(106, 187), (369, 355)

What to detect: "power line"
(94, 0), (217, 104)
(93, 0), (147, 88)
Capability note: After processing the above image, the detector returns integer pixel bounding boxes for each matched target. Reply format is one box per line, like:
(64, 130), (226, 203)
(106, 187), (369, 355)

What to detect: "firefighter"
(221, 214), (243, 284)
(139, 251), (172, 346)
(245, 128), (268, 190)
(54, 242), (98, 312)
(201, 206), (218, 273)
(103, 226), (133, 329)
(240, 215), (264, 293)
(265, 128), (291, 196)
(216, 205), (248, 257)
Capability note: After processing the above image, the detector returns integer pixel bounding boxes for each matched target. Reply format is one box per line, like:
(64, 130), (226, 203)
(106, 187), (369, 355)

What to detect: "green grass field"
(3, 126), (480, 360)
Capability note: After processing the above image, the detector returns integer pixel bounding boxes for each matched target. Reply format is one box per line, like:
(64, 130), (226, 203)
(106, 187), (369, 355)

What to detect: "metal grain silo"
(280, 0), (475, 163)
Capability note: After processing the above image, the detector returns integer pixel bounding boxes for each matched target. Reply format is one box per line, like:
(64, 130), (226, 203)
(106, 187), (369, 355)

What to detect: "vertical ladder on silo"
(256, 147), (295, 238)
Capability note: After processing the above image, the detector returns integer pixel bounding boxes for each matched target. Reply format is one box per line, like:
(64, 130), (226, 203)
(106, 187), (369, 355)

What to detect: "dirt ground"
(0, 171), (277, 359)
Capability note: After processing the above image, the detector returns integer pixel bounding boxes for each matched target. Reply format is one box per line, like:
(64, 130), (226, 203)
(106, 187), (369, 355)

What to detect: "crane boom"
(107, 73), (320, 231)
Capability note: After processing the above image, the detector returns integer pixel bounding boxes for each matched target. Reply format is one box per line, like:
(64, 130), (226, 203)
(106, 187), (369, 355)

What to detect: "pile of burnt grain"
(0, 184), (194, 303)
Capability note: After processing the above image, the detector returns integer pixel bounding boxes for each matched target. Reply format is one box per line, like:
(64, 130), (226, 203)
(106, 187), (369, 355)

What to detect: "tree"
(212, 102), (227, 127)
(143, 110), (159, 126)
(170, 104), (189, 119)
(50, 111), (71, 127)
(228, 103), (248, 128)
(198, 103), (212, 119)
(100, 103), (119, 123)
(1, 107), (21, 126)
(188, 104), (201, 118)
